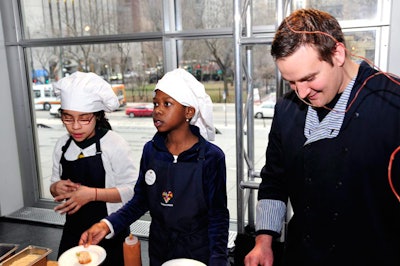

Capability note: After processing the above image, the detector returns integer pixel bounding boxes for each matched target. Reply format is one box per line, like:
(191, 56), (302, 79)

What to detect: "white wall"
(388, 0), (400, 73)
(0, 11), (24, 216)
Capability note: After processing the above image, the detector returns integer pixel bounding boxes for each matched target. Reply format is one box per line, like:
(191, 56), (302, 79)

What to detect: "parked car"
(254, 101), (275, 119)
(125, 103), (154, 118)
(33, 84), (60, 111)
(49, 103), (62, 118)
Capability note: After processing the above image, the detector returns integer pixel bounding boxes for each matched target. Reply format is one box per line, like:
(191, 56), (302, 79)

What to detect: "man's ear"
(333, 42), (347, 67)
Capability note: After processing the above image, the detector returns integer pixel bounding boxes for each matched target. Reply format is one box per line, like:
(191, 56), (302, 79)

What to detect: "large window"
(3, 0), (391, 225)
(21, 0), (163, 38)
(291, 0), (380, 21)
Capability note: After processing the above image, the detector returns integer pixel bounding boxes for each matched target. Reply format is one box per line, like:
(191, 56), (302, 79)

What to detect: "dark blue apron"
(147, 145), (209, 265)
(57, 136), (127, 266)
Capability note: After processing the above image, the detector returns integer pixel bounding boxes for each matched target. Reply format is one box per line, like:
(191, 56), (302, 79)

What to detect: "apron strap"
(60, 136), (73, 163)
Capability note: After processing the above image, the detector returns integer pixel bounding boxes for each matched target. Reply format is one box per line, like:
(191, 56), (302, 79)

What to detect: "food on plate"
(76, 250), (92, 264)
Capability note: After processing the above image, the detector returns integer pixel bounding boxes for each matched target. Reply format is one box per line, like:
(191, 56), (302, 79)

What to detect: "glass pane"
(253, 0), (276, 26)
(344, 30), (376, 64)
(251, 45), (276, 101)
(26, 41), (163, 199)
(177, 39), (234, 102)
(292, 0), (379, 21)
(21, 0), (163, 39)
(176, 38), (276, 218)
(178, 0), (233, 30)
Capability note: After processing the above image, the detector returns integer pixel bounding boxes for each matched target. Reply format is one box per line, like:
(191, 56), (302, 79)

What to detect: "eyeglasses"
(61, 114), (95, 125)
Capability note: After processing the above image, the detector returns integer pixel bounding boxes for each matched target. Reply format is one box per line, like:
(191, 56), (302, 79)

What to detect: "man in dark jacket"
(245, 8), (400, 266)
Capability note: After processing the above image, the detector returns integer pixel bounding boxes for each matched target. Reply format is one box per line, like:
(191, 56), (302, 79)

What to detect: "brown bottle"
(123, 233), (142, 266)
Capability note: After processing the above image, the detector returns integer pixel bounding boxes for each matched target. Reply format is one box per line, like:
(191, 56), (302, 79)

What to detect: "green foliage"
(124, 81), (237, 103)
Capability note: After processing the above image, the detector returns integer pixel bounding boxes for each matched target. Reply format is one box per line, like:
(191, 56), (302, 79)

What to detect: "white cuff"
(256, 199), (286, 233)
(101, 219), (115, 239)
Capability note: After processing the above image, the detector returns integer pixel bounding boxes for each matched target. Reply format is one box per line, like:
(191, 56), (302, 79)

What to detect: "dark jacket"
(107, 125), (229, 265)
(258, 61), (400, 266)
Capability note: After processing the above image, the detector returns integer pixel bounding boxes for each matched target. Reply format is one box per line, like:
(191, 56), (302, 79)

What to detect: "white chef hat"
(53, 71), (120, 113)
(154, 68), (215, 141)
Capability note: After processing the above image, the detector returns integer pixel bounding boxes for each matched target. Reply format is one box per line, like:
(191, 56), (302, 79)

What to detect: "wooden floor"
(0, 217), (149, 264)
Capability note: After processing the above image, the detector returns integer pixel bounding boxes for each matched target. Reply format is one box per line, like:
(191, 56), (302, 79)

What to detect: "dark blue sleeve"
(204, 143), (230, 265)
(106, 142), (151, 235)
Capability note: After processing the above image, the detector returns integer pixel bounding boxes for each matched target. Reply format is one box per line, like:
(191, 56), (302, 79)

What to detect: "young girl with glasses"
(49, 71), (137, 265)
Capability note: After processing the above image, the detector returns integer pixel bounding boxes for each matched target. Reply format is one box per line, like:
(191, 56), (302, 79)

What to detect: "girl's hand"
(50, 179), (80, 197)
(79, 221), (110, 247)
(54, 185), (96, 215)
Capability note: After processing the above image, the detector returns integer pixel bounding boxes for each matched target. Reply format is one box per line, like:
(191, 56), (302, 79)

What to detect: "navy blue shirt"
(107, 125), (229, 265)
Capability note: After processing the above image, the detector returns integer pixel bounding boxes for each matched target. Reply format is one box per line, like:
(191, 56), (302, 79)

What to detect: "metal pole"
(233, 0), (245, 234)
(245, 0), (255, 228)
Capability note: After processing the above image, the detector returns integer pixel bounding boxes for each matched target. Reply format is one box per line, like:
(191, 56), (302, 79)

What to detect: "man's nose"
(295, 81), (310, 99)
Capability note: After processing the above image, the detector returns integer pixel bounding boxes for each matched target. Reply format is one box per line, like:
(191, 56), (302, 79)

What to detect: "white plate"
(162, 258), (206, 266)
(58, 245), (106, 266)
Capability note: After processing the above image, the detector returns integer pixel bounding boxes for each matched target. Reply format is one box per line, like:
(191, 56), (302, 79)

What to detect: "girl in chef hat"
(80, 68), (230, 265)
(49, 71), (137, 265)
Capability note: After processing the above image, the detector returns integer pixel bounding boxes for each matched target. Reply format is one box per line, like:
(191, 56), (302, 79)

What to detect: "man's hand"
(244, 234), (274, 266)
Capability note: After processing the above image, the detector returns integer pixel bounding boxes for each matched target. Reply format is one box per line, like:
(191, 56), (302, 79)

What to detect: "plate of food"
(58, 245), (106, 266)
